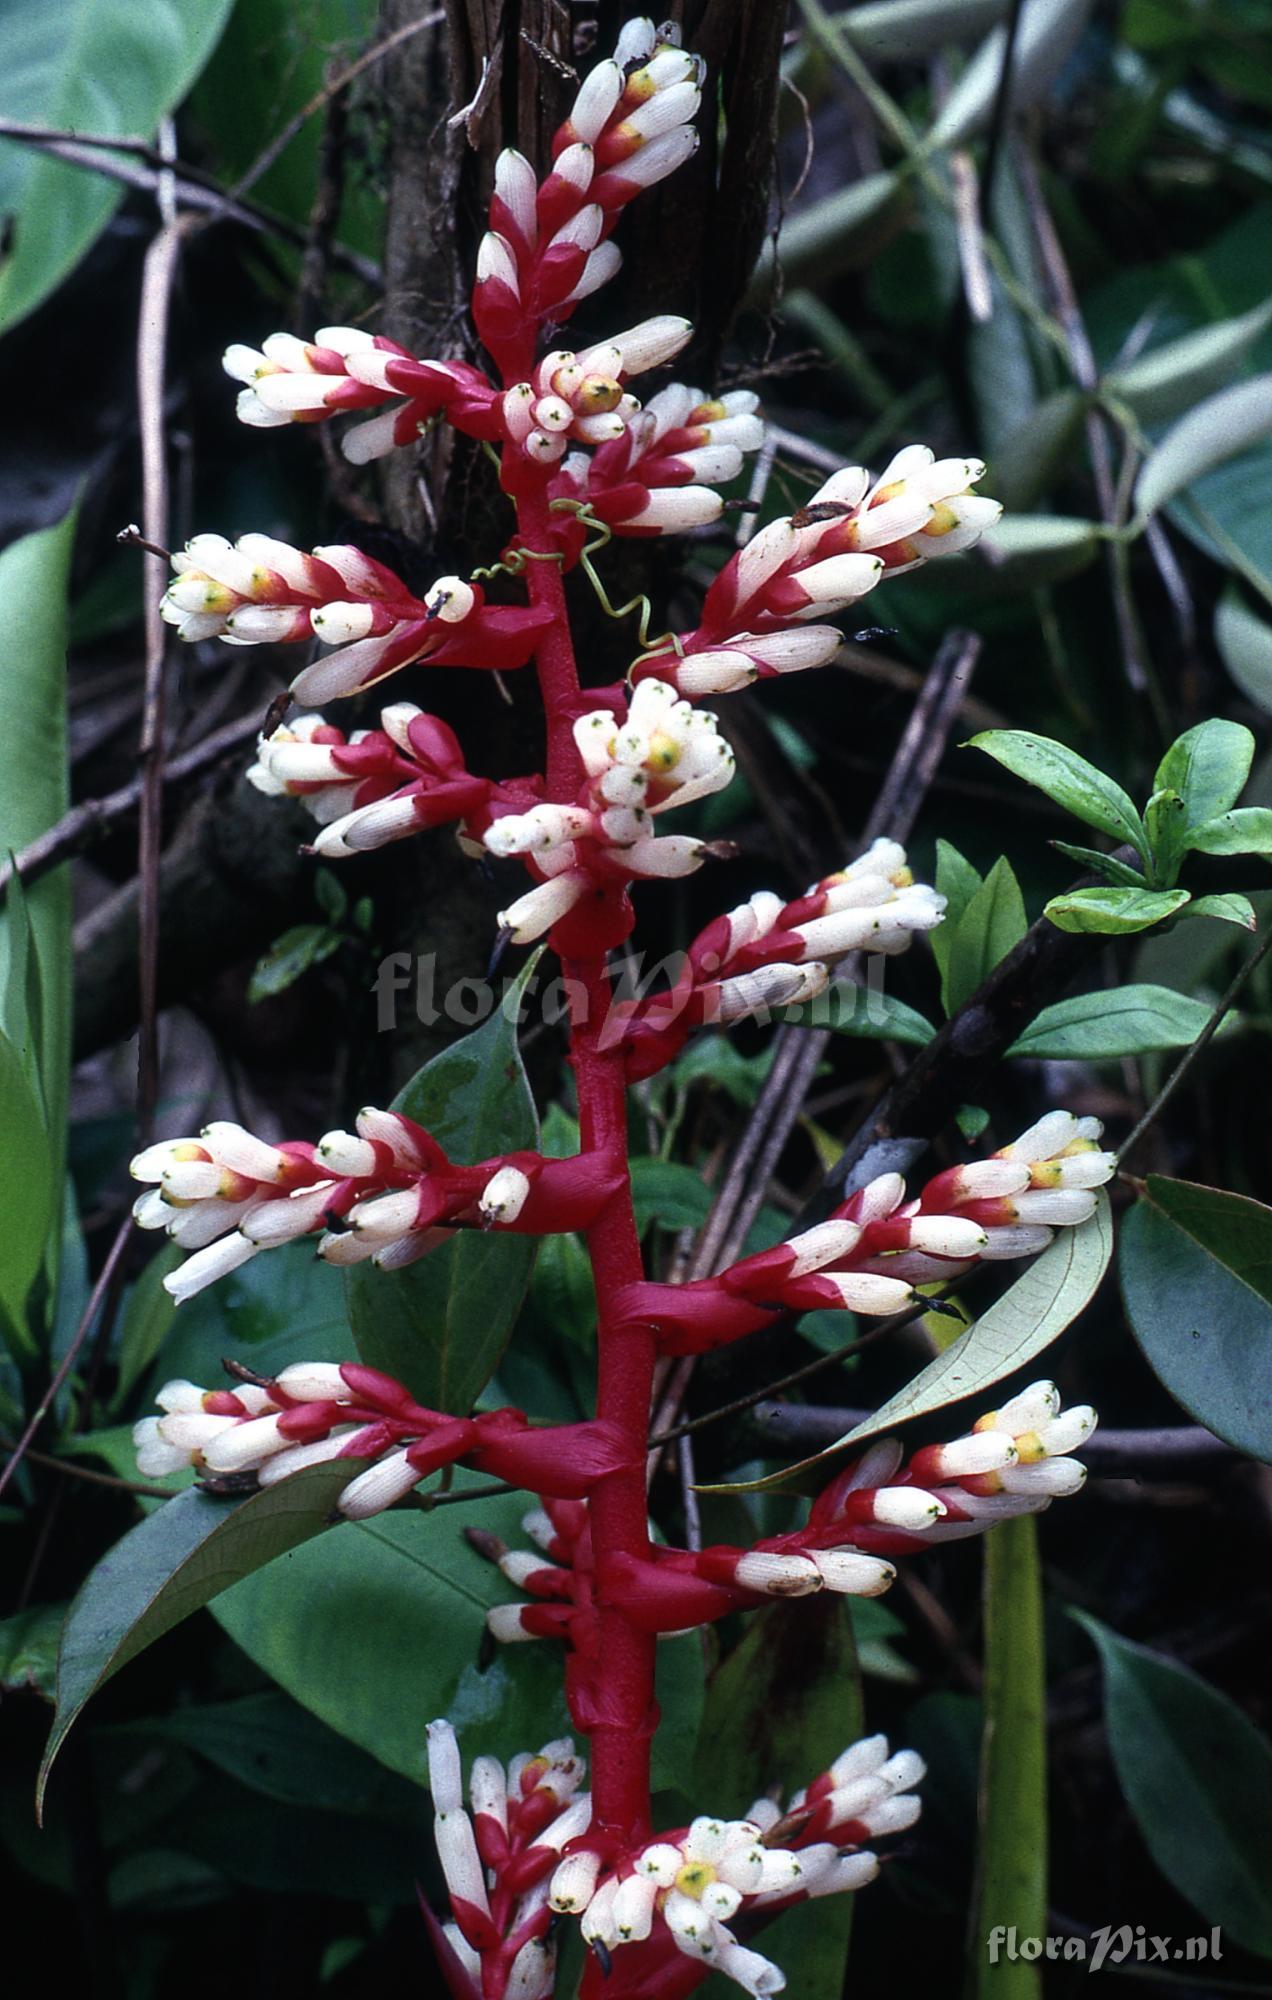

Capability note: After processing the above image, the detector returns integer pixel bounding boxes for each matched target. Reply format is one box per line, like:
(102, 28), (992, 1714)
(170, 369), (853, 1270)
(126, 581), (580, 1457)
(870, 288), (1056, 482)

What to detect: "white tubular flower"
(498, 874), (589, 945)
(716, 962), (829, 1024)
(624, 486), (724, 532)
(480, 1166), (531, 1225)
(970, 1378), (1097, 1497)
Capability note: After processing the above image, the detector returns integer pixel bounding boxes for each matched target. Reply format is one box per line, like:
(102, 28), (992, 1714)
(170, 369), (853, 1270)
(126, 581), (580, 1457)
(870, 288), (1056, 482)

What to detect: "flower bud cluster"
(249, 703), (500, 857)
(162, 533), (551, 703)
(486, 679), (735, 952)
(544, 1733), (920, 1996)
(635, 1112), (1115, 1352)
(131, 1113), (623, 1303)
(475, 20), (704, 377)
(223, 327), (501, 462)
(550, 381), (765, 538)
(631, 447), (1001, 697)
(426, 1719), (591, 1999)
(617, 839), (945, 1081)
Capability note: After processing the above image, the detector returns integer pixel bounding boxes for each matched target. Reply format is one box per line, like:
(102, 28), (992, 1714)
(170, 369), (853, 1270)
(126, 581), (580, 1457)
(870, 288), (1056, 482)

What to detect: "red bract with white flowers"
(129, 20), (1114, 1998)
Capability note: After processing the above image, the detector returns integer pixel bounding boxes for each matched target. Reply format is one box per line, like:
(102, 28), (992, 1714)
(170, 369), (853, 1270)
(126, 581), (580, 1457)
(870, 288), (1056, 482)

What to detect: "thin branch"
(135, 171), (187, 1145)
(748, 1401), (1236, 1473)
(0, 1438), (176, 1501)
(231, 10), (444, 201)
(0, 1217), (133, 1504)
(0, 708), (264, 905)
(1117, 921), (1272, 1166)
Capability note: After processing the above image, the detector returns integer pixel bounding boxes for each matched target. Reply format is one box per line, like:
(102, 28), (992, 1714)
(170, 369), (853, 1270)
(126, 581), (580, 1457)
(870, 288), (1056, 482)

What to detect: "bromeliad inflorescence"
(129, 19), (1113, 1999)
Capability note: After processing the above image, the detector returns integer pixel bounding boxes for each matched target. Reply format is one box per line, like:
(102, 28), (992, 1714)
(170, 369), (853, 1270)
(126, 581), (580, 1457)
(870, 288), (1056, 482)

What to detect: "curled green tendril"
(470, 545), (567, 583)
(547, 500), (681, 663)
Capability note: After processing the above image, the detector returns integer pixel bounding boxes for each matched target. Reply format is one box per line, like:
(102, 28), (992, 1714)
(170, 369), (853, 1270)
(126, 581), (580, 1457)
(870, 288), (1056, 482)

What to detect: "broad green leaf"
(943, 856), (1028, 1015)
(1044, 886), (1190, 934)
(926, 0), (1095, 151)
(707, 1195), (1112, 1491)
(143, 1237), (356, 1398)
(695, 1598), (861, 2000)
(190, 0), (381, 262)
(39, 1461), (365, 1815)
(1182, 892), (1257, 928)
(1106, 296), (1272, 426)
(1073, 1612), (1272, 1956)
(971, 1518), (1046, 1998)
(1136, 373), (1272, 518)
(1049, 839), (1146, 888)
(630, 1157), (713, 1233)
(784, 983), (937, 1046)
(0, 0), (236, 331)
(930, 839), (983, 997)
(112, 1243), (180, 1407)
(1184, 806), (1272, 856)
(0, 1028), (55, 1354)
(115, 1691), (436, 1817)
(248, 924), (343, 1003)
(969, 730), (1147, 853)
(990, 389), (1091, 514)
(1007, 983), (1230, 1060)
(346, 969), (540, 1411)
(1215, 589), (1272, 715)
(833, 0), (1009, 59)
(0, 1601), (64, 1700)
(1120, 1177), (1272, 1462)
(1155, 719), (1255, 829)
(209, 1475), (584, 1786)
(0, 512), (75, 1197)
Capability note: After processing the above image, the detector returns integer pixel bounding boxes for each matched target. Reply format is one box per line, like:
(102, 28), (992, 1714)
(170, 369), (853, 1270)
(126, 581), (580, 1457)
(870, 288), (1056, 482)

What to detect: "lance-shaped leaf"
(38, 1461), (365, 1817)
(784, 984), (936, 1046)
(1105, 298), (1272, 428)
(926, 0), (1095, 151)
(1044, 886), (1190, 934)
(970, 1518), (1047, 1999)
(1185, 806), (1272, 856)
(1120, 1176), (1272, 1463)
(1006, 983), (1235, 1061)
(1073, 1612), (1272, 1957)
(1215, 589), (1272, 716)
(969, 730), (1147, 856)
(346, 958), (541, 1411)
(1136, 373), (1272, 519)
(704, 1194), (1112, 1492)
(1154, 718), (1254, 829)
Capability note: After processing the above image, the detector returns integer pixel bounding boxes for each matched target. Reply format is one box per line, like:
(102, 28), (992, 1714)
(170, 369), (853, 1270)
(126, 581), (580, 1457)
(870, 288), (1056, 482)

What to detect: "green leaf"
(1044, 886), (1191, 934)
(0, 0), (236, 331)
(695, 1599), (862, 2000)
(209, 1475), (580, 1787)
(1215, 589), (1272, 715)
(1143, 787), (1188, 884)
(783, 983), (937, 1046)
(919, 515), (1103, 592)
(346, 969), (540, 1411)
(1105, 296), (1272, 427)
(1073, 1611), (1272, 1956)
(112, 1243), (180, 1407)
(835, 0), (1009, 60)
(930, 839), (984, 999)
(942, 856), (1028, 1015)
(0, 1601), (64, 1699)
(1120, 1176), (1272, 1462)
(969, 730), (1147, 854)
(39, 1462), (365, 1816)
(1007, 983), (1230, 1061)
(706, 1194), (1113, 1492)
(1184, 806), (1272, 856)
(1154, 718), (1255, 828)
(248, 924), (343, 1003)
(1182, 892), (1258, 929)
(1136, 373), (1272, 518)
(630, 1157), (713, 1233)
(751, 171), (902, 293)
(0, 1027), (55, 1354)
(971, 1518), (1046, 1998)
(0, 512), (75, 1201)
(1049, 839), (1146, 888)
(926, 0), (1094, 150)
(143, 1237), (356, 1396)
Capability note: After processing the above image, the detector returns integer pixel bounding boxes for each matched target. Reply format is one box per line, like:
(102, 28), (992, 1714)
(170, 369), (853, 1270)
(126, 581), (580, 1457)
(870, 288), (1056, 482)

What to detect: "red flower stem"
(516, 476), (659, 1843)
